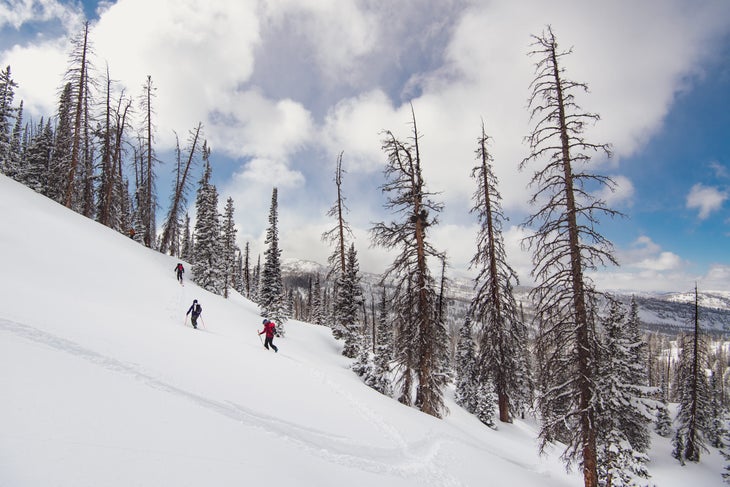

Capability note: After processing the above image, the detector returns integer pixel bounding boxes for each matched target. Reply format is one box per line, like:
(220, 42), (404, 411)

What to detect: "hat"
(262, 319), (268, 324)
(193, 299), (198, 303)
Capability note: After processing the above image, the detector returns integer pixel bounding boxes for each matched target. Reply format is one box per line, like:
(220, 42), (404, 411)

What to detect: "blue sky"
(1, 0), (729, 293)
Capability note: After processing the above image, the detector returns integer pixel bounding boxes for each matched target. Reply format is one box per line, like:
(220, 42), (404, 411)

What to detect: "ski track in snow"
(1, 318), (466, 486)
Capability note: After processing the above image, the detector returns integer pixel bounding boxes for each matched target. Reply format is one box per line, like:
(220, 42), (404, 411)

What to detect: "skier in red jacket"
(259, 319), (279, 352)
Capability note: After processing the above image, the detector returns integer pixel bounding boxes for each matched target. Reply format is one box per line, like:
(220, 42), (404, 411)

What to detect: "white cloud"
(635, 251), (683, 272)
(0, 0), (81, 30)
(709, 160), (729, 179)
(1, 39), (67, 116)
(321, 89), (402, 173)
(700, 264), (730, 292)
(686, 183), (728, 219)
(210, 89), (315, 160)
(596, 175), (635, 207)
(259, 0), (379, 86)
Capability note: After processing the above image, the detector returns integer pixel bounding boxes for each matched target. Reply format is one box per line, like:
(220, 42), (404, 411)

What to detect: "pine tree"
(624, 297), (657, 453)
(521, 27), (619, 487)
(50, 82), (74, 203)
(5, 99), (23, 180)
(220, 197), (239, 298)
(242, 241), (251, 298)
(251, 255), (261, 304)
(474, 381), (497, 428)
(23, 118), (54, 194)
(368, 285), (393, 396)
(310, 273), (326, 326)
(192, 159), (223, 294)
(180, 213), (193, 262)
(594, 298), (654, 486)
(233, 248), (244, 295)
(673, 286), (712, 463)
(0, 65), (18, 173)
(708, 368), (727, 450)
(259, 187), (289, 329)
(469, 121), (533, 423)
(455, 316), (479, 414)
(370, 105), (449, 418)
(655, 402), (673, 438)
(337, 243), (364, 358)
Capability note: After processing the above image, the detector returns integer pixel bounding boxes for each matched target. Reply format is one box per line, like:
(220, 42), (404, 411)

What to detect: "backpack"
(194, 303), (202, 315)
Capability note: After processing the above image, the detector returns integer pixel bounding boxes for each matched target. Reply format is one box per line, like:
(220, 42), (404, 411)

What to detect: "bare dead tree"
(469, 121), (532, 423)
(138, 75), (158, 248)
(159, 122), (202, 255)
(322, 151), (352, 279)
(520, 26), (619, 487)
(371, 104), (449, 418)
(63, 21), (93, 210)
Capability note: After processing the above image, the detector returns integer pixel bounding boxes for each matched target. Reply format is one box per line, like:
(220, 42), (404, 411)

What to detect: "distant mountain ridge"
(282, 258), (730, 336)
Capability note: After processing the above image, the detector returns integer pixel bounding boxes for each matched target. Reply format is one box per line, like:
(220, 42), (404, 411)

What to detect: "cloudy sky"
(2, 0), (730, 293)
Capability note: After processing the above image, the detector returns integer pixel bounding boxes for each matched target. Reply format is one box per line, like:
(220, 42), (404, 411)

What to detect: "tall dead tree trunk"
(64, 21), (89, 209)
(521, 26), (617, 487)
(159, 122), (202, 255)
(371, 105), (448, 418)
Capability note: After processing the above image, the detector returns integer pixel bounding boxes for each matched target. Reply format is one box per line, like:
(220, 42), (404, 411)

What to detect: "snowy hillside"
(0, 174), (726, 486)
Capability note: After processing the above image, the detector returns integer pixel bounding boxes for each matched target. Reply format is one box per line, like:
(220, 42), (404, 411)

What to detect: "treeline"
(2, 21), (729, 487)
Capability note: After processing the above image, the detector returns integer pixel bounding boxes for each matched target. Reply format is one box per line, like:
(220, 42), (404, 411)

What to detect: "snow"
(0, 173), (725, 486)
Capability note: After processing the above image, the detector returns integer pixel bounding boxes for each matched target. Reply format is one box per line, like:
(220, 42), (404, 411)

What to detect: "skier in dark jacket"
(259, 319), (278, 352)
(186, 299), (202, 329)
(175, 263), (185, 283)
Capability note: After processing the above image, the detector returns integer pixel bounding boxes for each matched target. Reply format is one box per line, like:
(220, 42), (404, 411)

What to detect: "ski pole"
(257, 331), (264, 346)
(199, 316), (206, 329)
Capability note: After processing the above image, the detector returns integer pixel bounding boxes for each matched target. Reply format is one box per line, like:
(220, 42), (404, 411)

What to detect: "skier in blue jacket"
(186, 299), (202, 329)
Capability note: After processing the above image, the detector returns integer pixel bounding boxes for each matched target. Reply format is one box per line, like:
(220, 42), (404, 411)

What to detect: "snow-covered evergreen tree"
(192, 160), (223, 294)
(310, 273), (327, 326)
(655, 401), (673, 438)
(233, 248), (244, 295)
(22, 118), (53, 194)
(595, 298), (654, 486)
(180, 213), (193, 263)
(352, 339), (373, 379)
(220, 197), (238, 298)
(251, 255), (261, 304)
(337, 243), (364, 358)
(0, 65), (18, 174)
(49, 82), (74, 204)
(259, 187), (288, 330)
(368, 285), (393, 396)
(242, 241), (251, 298)
(673, 286), (712, 464)
(455, 316), (479, 414)
(5, 100), (23, 180)
(474, 380), (497, 428)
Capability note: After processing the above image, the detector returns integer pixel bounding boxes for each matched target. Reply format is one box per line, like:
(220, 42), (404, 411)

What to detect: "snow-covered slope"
(0, 174), (725, 486)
